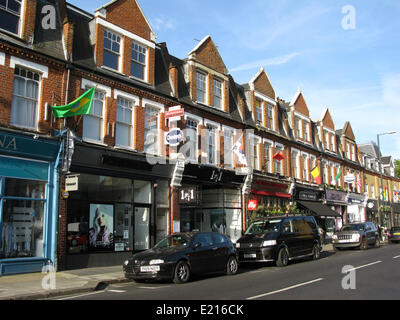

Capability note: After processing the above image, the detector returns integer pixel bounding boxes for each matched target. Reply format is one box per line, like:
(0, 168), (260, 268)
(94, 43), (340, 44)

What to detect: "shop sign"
(179, 186), (198, 204)
(248, 200), (258, 211)
(299, 191), (318, 201)
(61, 190), (69, 199)
(165, 129), (184, 147)
(344, 174), (355, 184)
(165, 107), (184, 120)
(326, 190), (347, 204)
(65, 175), (79, 192)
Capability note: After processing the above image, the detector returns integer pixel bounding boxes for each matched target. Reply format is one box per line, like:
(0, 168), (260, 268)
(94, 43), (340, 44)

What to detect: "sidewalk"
(0, 265), (128, 300)
(0, 243), (337, 300)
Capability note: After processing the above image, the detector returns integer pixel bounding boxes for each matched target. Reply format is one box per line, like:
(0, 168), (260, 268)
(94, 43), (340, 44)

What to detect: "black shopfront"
(61, 143), (174, 270)
(177, 164), (245, 244)
(293, 184), (341, 242)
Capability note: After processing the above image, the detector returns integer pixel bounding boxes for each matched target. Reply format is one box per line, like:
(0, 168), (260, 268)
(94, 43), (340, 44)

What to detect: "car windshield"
(342, 224), (364, 231)
(245, 219), (282, 235)
(153, 235), (190, 249)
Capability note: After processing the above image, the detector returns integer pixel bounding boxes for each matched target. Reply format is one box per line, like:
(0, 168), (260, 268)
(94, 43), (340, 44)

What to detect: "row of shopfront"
(0, 129), (399, 275)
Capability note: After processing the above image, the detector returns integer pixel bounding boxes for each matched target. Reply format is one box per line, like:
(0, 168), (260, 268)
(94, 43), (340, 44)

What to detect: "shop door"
(134, 207), (150, 251)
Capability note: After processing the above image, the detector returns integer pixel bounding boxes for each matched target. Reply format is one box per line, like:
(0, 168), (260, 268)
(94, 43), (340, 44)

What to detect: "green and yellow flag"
(52, 87), (95, 118)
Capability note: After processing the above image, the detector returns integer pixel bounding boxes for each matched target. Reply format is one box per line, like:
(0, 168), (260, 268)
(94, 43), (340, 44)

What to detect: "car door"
(292, 218), (309, 257)
(280, 219), (300, 257)
(189, 233), (215, 274)
(211, 233), (230, 271)
(367, 223), (376, 244)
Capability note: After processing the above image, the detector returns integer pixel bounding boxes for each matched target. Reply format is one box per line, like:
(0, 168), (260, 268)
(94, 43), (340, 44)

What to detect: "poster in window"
(89, 204), (114, 251)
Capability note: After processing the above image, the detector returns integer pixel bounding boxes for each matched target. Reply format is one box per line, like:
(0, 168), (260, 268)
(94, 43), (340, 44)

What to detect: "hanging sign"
(248, 200), (258, 211)
(165, 128), (184, 147)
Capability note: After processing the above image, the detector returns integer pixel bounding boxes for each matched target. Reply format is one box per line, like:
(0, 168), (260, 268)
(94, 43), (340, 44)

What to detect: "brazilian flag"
(52, 87), (95, 118)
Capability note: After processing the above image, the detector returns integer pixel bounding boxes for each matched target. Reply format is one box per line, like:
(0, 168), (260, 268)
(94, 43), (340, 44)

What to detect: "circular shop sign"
(165, 129), (184, 147)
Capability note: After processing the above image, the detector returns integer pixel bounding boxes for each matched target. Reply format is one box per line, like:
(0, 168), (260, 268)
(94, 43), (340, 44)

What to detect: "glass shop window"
(0, 178), (46, 259)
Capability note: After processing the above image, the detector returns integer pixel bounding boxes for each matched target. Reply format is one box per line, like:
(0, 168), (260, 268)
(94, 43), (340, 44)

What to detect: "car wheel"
(173, 261), (190, 284)
(360, 237), (368, 250)
(276, 248), (289, 267)
(312, 243), (320, 260)
(374, 237), (380, 248)
(226, 256), (238, 275)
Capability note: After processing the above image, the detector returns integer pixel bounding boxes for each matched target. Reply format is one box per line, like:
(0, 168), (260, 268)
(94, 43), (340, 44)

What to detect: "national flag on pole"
(311, 166), (322, 185)
(52, 87), (95, 118)
(335, 168), (342, 184)
(232, 138), (247, 166)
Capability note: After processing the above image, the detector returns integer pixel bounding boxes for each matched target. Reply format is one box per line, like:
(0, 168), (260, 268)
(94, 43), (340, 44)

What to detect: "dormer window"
(255, 99), (263, 126)
(196, 71), (207, 104)
(131, 42), (147, 80)
(0, 0), (21, 35)
(213, 78), (223, 109)
(103, 30), (121, 71)
(266, 104), (274, 130)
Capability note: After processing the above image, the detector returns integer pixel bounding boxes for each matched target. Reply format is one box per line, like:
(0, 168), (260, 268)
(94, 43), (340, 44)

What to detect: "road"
(53, 243), (400, 301)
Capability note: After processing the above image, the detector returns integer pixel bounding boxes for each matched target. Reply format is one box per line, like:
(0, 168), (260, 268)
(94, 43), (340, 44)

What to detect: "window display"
(66, 173), (154, 254)
(1, 178), (47, 259)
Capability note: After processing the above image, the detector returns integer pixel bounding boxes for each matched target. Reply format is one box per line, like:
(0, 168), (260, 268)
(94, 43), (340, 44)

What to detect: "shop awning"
(297, 201), (341, 218)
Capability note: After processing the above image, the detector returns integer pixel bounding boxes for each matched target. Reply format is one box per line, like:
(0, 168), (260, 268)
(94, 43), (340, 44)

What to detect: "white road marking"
(246, 278), (324, 300)
(138, 286), (171, 290)
(108, 290), (127, 293)
(56, 290), (106, 300)
(344, 261), (382, 272)
(393, 255), (400, 259)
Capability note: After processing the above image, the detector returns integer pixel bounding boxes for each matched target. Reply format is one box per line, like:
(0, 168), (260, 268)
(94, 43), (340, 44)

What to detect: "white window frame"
(143, 100), (164, 156)
(274, 143), (285, 175)
(0, 0), (24, 37)
(131, 41), (148, 82)
(204, 120), (220, 166)
(114, 90), (139, 150)
(213, 78), (223, 110)
(10, 65), (42, 130)
(222, 126), (235, 169)
(185, 117), (199, 163)
(263, 138), (273, 173)
(292, 149), (300, 179)
(301, 152), (309, 182)
(103, 29), (122, 72)
(196, 71), (207, 105)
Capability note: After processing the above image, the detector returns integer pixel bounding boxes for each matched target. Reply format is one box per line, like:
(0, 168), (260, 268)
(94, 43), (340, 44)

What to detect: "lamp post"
(377, 131), (397, 228)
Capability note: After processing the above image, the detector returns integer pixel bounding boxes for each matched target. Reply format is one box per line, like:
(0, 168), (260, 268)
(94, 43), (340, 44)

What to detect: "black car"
(236, 216), (321, 267)
(388, 227), (400, 243)
(332, 222), (380, 250)
(123, 232), (238, 284)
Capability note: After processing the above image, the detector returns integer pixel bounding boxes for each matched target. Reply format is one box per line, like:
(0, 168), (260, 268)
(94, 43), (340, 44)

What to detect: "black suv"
(236, 216), (321, 267)
(332, 222), (380, 250)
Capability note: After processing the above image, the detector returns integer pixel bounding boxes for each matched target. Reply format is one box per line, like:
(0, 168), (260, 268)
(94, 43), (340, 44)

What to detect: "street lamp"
(377, 131), (397, 228)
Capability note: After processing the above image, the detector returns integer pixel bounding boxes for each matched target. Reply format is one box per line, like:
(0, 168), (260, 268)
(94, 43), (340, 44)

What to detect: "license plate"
(140, 266), (160, 273)
(244, 253), (257, 259)
(339, 239), (353, 243)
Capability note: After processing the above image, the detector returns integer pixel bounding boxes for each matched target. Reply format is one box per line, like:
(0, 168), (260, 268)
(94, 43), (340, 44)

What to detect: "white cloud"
(230, 52), (302, 73)
(151, 15), (176, 31)
(382, 74), (400, 108)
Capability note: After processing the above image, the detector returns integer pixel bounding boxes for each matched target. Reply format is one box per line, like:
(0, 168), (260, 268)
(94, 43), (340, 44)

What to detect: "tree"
(395, 160), (400, 179)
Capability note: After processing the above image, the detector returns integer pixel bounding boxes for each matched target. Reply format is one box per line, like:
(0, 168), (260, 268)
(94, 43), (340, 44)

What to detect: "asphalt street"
(52, 243), (400, 301)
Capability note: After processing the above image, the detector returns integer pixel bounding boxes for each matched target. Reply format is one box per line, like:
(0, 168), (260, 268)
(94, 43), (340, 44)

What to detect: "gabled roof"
(342, 121), (356, 141)
(95, 0), (156, 41)
(289, 88), (310, 118)
(247, 67), (276, 100)
(187, 35), (228, 75)
(320, 107), (335, 131)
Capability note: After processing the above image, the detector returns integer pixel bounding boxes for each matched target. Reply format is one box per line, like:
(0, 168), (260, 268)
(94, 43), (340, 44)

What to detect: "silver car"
(332, 222), (380, 250)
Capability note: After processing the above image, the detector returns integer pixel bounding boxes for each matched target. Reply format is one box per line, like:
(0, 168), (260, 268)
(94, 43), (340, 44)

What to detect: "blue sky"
(68, 0), (400, 160)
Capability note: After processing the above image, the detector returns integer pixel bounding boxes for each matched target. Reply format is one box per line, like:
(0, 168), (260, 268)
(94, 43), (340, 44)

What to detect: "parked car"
(388, 227), (400, 243)
(332, 222), (380, 250)
(236, 216), (321, 267)
(123, 232), (238, 284)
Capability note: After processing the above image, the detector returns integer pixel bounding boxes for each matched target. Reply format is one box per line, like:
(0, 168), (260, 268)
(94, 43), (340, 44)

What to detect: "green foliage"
(395, 160), (400, 179)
